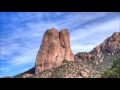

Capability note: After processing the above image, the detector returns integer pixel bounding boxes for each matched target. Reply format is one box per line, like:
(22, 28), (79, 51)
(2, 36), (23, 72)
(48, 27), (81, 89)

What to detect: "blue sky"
(0, 12), (119, 77)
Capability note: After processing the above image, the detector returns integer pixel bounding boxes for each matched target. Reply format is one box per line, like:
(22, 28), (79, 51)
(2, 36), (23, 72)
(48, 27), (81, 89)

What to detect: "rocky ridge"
(76, 32), (120, 65)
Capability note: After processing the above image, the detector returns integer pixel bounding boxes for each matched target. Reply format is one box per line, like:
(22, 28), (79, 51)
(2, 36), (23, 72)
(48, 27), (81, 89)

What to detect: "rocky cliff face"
(35, 28), (74, 74)
(76, 32), (120, 65)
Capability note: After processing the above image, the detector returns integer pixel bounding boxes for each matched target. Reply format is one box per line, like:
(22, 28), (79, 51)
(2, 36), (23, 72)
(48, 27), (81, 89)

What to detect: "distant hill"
(13, 67), (35, 78)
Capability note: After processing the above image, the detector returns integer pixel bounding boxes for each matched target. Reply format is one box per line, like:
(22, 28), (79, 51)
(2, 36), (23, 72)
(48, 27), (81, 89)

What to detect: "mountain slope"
(30, 53), (120, 78)
(14, 32), (120, 78)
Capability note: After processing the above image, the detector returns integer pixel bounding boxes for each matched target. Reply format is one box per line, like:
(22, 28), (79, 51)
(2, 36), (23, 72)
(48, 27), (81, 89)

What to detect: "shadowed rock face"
(35, 28), (74, 74)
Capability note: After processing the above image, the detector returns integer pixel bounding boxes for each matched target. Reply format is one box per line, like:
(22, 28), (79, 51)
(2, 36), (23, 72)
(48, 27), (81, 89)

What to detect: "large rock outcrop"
(75, 52), (99, 65)
(35, 28), (74, 74)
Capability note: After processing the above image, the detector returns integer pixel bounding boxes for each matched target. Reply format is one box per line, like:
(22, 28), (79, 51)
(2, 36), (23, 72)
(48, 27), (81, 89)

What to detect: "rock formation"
(99, 32), (120, 55)
(93, 46), (101, 56)
(35, 28), (74, 74)
(80, 71), (88, 78)
(76, 32), (120, 65)
(76, 52), (96, 61)
(91, 32), (120, 57)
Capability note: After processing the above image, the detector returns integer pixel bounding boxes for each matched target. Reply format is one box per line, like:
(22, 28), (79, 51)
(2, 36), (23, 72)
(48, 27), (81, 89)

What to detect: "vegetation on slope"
(101, 57), (120, 78)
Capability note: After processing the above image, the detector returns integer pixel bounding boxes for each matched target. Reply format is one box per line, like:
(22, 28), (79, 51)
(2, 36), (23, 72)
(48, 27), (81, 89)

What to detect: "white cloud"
(0, 43), (19, 59)
(8, 47), (37, 66)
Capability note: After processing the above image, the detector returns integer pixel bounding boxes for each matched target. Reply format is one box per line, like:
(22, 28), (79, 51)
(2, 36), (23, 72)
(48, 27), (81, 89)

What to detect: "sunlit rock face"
(35, 28), (74, 74)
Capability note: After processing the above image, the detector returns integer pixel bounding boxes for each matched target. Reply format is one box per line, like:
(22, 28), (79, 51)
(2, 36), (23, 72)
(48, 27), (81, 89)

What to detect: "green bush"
(101, 58), (120, 78)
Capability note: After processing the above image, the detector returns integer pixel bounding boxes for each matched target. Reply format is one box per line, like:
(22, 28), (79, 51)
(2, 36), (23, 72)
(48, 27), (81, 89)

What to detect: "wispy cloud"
(0, 67), (9, 71)
(0, 12), (119, 77)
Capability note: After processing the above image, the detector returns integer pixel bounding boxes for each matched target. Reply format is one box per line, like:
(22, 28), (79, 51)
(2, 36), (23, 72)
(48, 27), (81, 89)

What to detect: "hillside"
(14, 31), (120, 78)
(30, 53), (120, 78)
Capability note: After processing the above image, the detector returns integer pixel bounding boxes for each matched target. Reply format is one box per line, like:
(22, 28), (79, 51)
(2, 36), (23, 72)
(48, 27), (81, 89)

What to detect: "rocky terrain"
(29, 53), (119, 78)
(13, 29), (120, 78)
